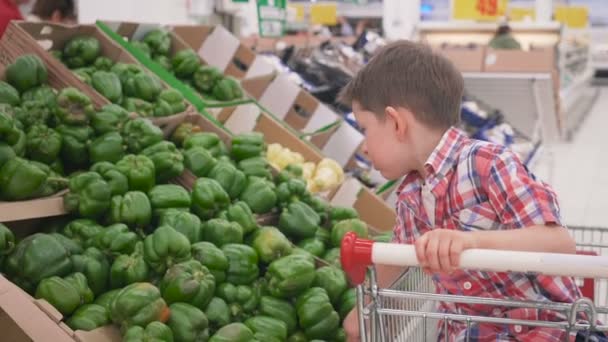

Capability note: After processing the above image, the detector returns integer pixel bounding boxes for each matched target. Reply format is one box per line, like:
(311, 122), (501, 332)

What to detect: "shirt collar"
(424, 127), (467, 180)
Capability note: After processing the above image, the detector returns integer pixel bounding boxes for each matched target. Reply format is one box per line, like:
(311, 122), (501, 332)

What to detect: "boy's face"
(353, 102), (413, 180)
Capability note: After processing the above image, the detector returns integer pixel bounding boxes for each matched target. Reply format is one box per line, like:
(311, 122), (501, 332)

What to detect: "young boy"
(340, 41), (581, 341)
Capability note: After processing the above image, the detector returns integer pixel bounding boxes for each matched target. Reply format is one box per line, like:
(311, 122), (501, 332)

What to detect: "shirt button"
(463, 282), (472, 290)
(514, 325), (522, 333)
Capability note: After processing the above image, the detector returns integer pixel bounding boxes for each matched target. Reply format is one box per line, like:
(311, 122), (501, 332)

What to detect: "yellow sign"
(288, 4), (305, 23)
(555, 5), (589, 29)
(453, 0), (509, 21)
(310, 3), (337, 26)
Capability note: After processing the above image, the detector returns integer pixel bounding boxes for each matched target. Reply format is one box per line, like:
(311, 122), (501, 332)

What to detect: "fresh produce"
(276, 178), (311, 206)
(0, 81), (20, 106)
(251, 226), (292, 264)
(90, 131), (126, 164)
(55, 87), (95, 125)
(0, 157), (56, 201)
(122, 118), (164, 153)
(109, 191), (152, 229)
(171, 122), (202, 146)
(123, 322), (174, 342)
(110, 242), (149, 288)
(183, 146), (217, 177)
(64, 172), (112, 218)
(160, 209), (202, 244)
(93, 56), (114, 71)
(90, 162), (129, 196)
(191, 241), (228, 283)
(314, 266), (348, 304)
(218, 201), (258, 236)
(245, 316), (288, 341)
(142, 29), (171, 57)
(21, 84), (57, 108)
(266, 254), (315, 299)
(323, 248), (341, 268)
(15, 100), (51, 129)
(230, 132), (264, 162)
(160, 259), (216, 308)
(209, 323), (254, 342)
(172, 49), (201, 78)
(63, 36), (101, 68)
(239, 176), (277, 214)
(190, 177), (230, 220)
(92, 223), (139, 257)
(193, 65), (222, 93)
(35, 272), (94, 315)
(201, 218), (243, 247)
(57, 124), (94, 168)
(90, 107), (128, 134)
(66, 304), (110, 331)
(133, 73), (163, 102)
(148, 184), (190, 217)
(221, 244), (259, 285)
(93, 289), (120, 311)
(0, 223), (15, 262)
(212, 77), (243, 102)
(279, 201), (320, 240)
(91, 71), (122, 103)
(143, 225), (191, 274)
(215, 282), (259, 322)
(184, 132), (227, 158)
(167, 302), (210, 342)
(110, 282), (170, 330)
(329, 206), (359, 228)
(156, 89), (187, 116)
(237, 156), (272, 180)
(296, 287), (340, 340)
(308, 158), (345, 193)
(258, 296), (297, 334)
(331, 218), (368, 247)
(297, 238), (325, 257)
(5, 54), (48, 93)
(71, 247), (110, 295)
(141, 141), (184, 182)
(207, 160), (247, 200)
(116, 154), (156, 192)
(338, 288), (356, 320)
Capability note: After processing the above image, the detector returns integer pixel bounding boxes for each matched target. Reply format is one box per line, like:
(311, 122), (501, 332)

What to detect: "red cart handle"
(341, 232), (374, 285)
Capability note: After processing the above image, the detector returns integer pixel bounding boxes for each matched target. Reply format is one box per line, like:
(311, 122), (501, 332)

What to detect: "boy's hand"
(343, 308), (360, 342)
(415, 229), (478, 274)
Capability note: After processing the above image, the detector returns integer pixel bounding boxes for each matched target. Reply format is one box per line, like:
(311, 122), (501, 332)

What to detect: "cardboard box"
(435, 46), (486, 72)
(96, 21), (254, 110)
(172, 25), (276, 80)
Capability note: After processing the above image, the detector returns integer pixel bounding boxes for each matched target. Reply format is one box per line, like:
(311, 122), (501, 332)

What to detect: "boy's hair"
(339, 40), (464, 129)
(31, 0), (75, 20)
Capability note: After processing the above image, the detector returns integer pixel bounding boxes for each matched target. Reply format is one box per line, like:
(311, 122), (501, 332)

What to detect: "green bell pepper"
(92, 71), (123, 103)
(131, 41), (152, 58)
(122, 97), (153, 117)
(161, 259), (216, 308)
(212, 77), (243, 102)
(50, 232), (83, 257)
(66, 304), (110, 331)
(215, 283), (258, 322)
(122, 118), (164, 153)
(71, 247), (110, 296)
(143, 225), (191, 274)
(172, 49), (201, 78)
(221, 244), (259, 286)
(167, 302), (210, 342)
(5, 54), (48, 93)
(190, 177), (230, 220)
(55, 87), (95, 125)
(245, 316), (288, 341)
(170, 122), (202, 147)
(110, 191), (152, 229)
(21, 85), (57, 108)
(35, 272), (93, 315)
(315, 227), (331, 246)
(297, 238), (325, 258)
(56, 124), (93, 169)
(61, 219), (102, 247)
(240, 176), (277, 214)
(116, 154), (156, 192)
(183, 132), (227, 158)
(153, 100), (172, 118)
(0, 157), (50, 200)
(201, 218), (243, 247)
(132, 73), (163, 102)
(142, 141), (184, 182)
(287, 331), (308, 342)
(338, 288), (356, 321)
(307, 196), (330, 226)
(159, 88), (186, 114)
(237, 156), (272, 180)
(148, 184), (190, 217)
(63, 36), (101, 68)
(193, 65), (222, 93)
(123, 321), (174, 342)
(4, 233), (73, 292)
(276, 178), (311, 207)
(110, 282), (171, 330)
(142, 29), (171, 57)
(64, 172), (112, 219)
(329, 207), (359, 228)
(90, 161), (129, 196)
(153, 55), (172, 71)
(191, 241), (228, 284)
(0, 223), (15, 259)
(0, 142), (15, 171)
(0, 81), (20, 106)
(266, 254), (316, 299)
(160, 209), (202, 244)
(15, 100), (51, 129)
(251, 226), (292, 264)
(112, 63), (144, 85)
(205, 297), (230, 333)
(230, 132), (264, 162)
(94, 289), (121, 312)
(93, 56), (113, 71)
(209, 323), (254, 342)
(323, 248), (341, 268)
(89, 131), (126, 164)
(183, 146), (217, 177)
(110, 242), (149, 289)
(258, 296), (297, 334)
(218, 201), (258, 235)
(331, 219), (368, 247)
(296, 287), (341, 340)
(92, 223), (139, 257)
(279, 202), (320, 240)
(90, 109), (128, 135)
(314, 266), (348, 304)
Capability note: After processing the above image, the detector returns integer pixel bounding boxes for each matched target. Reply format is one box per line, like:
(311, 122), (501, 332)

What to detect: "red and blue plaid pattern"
(392, 127), (582, 341)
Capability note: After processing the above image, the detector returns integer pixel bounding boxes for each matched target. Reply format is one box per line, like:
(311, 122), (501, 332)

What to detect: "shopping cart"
(340, 229), (608, 342)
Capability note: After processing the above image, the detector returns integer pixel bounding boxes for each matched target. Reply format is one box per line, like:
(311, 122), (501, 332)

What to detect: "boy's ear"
(385, 106), (407, 140)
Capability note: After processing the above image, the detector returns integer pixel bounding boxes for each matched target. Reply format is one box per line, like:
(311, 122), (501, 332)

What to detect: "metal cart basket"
(340, 227), (608, 342)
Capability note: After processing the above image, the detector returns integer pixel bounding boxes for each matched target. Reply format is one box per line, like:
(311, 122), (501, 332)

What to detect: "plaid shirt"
(392, 127), (582, 341)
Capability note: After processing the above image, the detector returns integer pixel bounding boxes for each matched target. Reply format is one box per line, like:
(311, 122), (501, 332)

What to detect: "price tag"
(257, 0), (286, 38)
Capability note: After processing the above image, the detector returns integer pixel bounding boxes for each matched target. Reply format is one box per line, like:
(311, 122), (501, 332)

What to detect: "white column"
(535, 0), (553, 23)
(383, 0), (421, 40)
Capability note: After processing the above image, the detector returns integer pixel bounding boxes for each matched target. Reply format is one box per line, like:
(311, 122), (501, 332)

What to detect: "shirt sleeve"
(485, 150), (563, 229)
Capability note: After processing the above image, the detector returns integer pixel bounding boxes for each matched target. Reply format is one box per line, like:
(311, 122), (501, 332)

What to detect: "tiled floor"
(532, 87), (608, 228)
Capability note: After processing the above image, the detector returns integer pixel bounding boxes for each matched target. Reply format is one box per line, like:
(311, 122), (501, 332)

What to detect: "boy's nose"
(361, 141), (368, 155)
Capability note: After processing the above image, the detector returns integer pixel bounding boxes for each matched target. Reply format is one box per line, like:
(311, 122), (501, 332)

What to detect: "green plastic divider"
(375, 179), (398, 196)
(95, 20), (253, 111)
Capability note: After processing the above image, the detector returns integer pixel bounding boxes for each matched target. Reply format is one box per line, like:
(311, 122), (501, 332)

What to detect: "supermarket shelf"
(462, 72), (560, 144)
(559, 69), (599, 141)
(418, 21), (562, 32)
